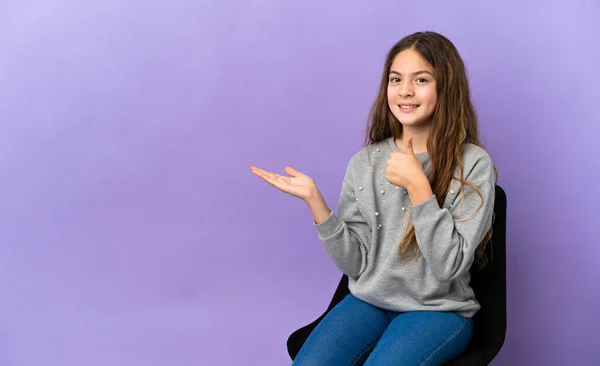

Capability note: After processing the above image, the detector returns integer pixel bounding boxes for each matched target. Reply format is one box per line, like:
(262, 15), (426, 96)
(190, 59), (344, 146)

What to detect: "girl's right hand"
(250, 166), (319, 202)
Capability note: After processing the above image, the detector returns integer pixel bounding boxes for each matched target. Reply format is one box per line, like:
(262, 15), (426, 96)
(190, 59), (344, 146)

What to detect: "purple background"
(1, 0), (599, 365)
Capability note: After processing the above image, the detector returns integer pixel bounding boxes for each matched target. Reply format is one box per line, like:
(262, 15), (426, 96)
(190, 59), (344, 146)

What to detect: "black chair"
(287, 185), (507, 365)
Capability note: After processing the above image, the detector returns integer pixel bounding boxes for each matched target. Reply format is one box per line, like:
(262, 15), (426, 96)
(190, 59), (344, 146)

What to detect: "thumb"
(285, 166), (302, 177)
(405, 136), (415, 155)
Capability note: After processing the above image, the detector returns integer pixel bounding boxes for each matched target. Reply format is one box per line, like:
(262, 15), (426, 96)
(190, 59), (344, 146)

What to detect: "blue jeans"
(293, 294), (473, 365)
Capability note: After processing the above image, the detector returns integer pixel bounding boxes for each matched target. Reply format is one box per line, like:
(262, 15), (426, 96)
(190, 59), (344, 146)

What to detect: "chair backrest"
(465, 184), (507, 349)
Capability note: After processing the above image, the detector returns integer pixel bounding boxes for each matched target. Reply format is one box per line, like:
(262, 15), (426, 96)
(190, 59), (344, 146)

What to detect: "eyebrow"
(389, 70), (434, 76)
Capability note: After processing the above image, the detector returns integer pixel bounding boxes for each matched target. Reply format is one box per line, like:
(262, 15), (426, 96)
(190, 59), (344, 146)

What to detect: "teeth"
(400, 105), (418, 109)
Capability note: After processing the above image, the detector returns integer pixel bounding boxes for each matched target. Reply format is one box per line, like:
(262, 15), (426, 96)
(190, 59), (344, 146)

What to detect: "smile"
(398, 105), (419, 112)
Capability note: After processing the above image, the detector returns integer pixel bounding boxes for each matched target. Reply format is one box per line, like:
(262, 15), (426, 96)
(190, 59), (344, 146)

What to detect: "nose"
(399, 81), (414, 98)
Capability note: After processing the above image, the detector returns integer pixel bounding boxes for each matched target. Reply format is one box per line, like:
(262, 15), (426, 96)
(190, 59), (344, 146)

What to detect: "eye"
(416, 78), (429, 83)
(389, 77), (400, 83)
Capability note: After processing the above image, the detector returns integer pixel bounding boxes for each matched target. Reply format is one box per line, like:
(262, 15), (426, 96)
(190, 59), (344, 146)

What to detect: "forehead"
(390, 49), (433, 73)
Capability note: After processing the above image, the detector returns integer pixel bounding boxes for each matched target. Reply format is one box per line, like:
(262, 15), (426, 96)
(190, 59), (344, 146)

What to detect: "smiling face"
(387, 49), (437, 129)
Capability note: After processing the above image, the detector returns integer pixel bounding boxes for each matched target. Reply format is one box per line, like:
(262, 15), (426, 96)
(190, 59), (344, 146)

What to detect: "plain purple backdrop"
(1, 0), (599, 365)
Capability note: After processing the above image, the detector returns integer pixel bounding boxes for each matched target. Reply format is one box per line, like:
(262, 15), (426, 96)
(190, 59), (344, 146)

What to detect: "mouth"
(398, 104), (419, 112)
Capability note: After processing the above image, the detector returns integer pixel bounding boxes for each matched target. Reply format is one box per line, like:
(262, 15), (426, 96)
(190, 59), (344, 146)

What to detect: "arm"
(249, 157), (370, 278)
(312, 162), (371, 279)
(408, 156), (495, 281)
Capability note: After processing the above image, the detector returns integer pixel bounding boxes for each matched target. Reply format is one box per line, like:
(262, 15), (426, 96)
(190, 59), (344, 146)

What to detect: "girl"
(250, 31), (496, 365)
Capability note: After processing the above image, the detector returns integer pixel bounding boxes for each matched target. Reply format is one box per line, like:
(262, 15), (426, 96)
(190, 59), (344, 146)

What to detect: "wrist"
(407, 177), (433, 206)
(305, 186), (323, 205)
(305, 188), (332, 225)
(406, 176), (429, 194)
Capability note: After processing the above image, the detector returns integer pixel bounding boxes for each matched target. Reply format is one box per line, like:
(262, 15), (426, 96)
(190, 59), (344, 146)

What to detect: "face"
(387, 49), (437, 128)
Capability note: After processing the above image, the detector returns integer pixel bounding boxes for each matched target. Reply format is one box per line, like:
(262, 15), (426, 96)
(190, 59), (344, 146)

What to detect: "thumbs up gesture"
(385, 136), (428, 191)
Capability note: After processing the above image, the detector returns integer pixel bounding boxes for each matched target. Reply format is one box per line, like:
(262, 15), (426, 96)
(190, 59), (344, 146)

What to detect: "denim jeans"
(293, 294), (473, 366)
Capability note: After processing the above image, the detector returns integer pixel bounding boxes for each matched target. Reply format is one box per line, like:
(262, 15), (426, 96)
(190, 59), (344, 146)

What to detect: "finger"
(251, 167), (275, 181)
(251, 168), (291, 189)
(251, 167), (276, 178)
(284, 166), (303, 177)
(273, 173), (292, 184)
(405, 136), (415, 155)
(255, 167), (292, 183)
(250, 166), (267, 174)
(253, 169), (283, 187)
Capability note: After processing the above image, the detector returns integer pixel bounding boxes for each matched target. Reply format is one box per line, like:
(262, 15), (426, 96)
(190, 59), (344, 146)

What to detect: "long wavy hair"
(365, 31), (497, 267)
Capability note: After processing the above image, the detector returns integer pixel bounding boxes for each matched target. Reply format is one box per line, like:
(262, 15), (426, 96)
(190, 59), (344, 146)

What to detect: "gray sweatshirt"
(314, 137), (495, 318)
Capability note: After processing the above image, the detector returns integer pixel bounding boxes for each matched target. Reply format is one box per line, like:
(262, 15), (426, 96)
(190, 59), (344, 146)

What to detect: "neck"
(397, 126), (429, 154)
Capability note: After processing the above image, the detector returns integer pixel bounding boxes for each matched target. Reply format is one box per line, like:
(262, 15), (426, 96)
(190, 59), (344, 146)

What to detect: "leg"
(293, 294), (391, 366)
(364, 311), (473, 366)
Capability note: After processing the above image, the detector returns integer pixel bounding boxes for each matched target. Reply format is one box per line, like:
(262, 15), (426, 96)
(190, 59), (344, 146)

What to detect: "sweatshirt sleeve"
(313, 160), (371, 278)
(410, 153), (496, 281)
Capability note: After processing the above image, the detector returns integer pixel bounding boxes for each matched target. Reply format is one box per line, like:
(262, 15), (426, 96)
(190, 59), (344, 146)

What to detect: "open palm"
(250, 166), (317, 201)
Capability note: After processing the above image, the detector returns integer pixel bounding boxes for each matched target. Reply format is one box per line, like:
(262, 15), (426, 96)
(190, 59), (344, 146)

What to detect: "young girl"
(250, 31), (496, 365)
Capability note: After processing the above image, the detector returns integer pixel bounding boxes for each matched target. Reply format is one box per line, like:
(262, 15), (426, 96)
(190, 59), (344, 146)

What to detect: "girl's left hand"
(385, 136), (428, 190)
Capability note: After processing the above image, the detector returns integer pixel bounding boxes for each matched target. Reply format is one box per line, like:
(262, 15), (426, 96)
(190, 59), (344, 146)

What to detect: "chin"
(396, 117), (421, 126)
